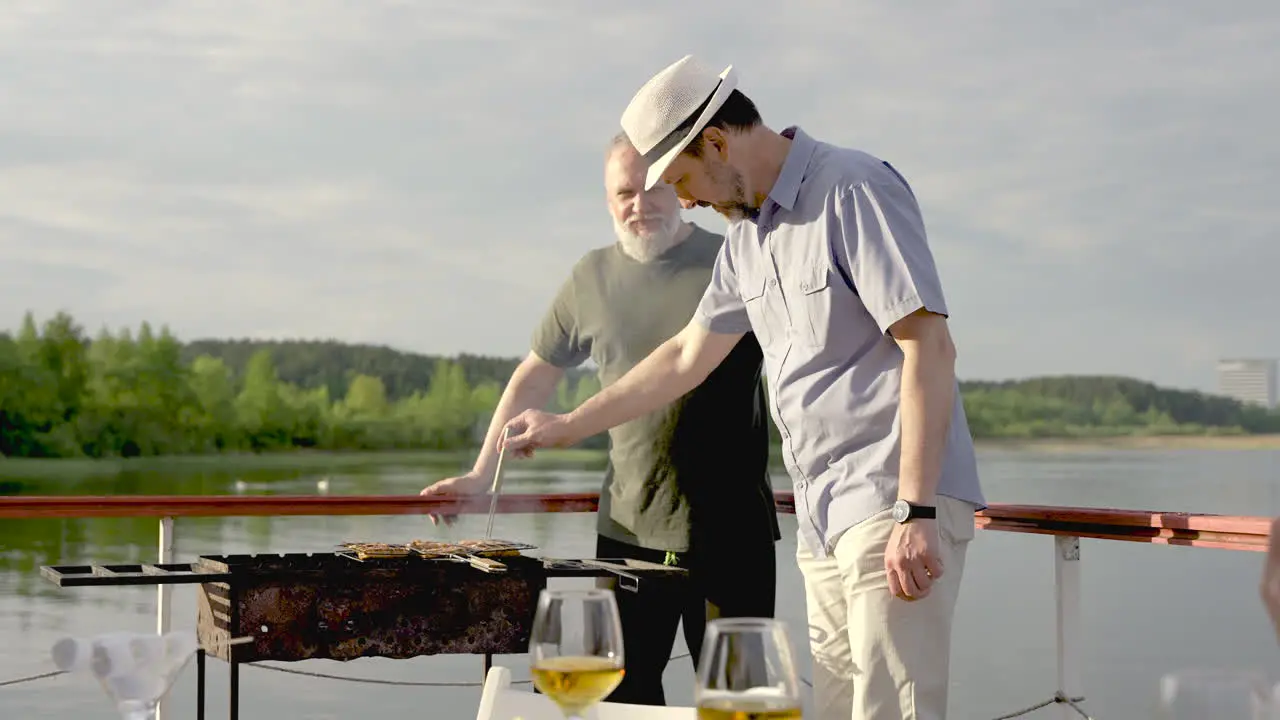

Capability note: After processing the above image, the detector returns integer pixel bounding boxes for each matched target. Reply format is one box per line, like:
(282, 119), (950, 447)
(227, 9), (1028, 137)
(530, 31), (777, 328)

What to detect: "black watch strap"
(911, 504), (937, 519)
(893, 499), (937, 523)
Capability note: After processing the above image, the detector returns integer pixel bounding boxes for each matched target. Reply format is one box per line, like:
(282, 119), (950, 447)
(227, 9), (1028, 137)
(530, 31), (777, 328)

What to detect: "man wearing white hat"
(500, 55), (986, 720)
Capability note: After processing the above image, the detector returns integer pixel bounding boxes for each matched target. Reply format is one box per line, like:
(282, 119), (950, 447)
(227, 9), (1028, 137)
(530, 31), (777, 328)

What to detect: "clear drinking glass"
(1157, 669), (1273, 720)
(52, 631), (199, 720)
(694, 618), (803, 719)
(528, 588), (626, 719)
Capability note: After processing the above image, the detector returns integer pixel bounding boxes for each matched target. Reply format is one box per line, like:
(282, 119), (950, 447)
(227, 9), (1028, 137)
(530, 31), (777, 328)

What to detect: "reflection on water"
(2, 448), (1280, 719)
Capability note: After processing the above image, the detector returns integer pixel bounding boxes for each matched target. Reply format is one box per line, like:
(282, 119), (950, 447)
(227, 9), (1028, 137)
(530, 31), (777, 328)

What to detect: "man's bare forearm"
(896, 326), (956, 504)
(563, 322), (738, 443)
(473, 355), (562, 478)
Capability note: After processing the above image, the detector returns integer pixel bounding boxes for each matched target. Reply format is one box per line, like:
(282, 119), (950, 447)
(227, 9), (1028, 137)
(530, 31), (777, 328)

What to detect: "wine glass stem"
(117, 701), (157, 720)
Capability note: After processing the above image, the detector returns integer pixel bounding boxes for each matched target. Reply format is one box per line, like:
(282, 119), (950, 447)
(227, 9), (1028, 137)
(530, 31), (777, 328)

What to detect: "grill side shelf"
(540, 557), (688, 592)
(40, 562), (234, 587)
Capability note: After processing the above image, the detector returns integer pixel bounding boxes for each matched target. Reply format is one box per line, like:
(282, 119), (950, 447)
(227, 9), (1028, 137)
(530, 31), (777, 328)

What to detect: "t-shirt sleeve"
(530, 274), (590, 368)
(693, 239), (752, 335)
(834, 166), (949, 334)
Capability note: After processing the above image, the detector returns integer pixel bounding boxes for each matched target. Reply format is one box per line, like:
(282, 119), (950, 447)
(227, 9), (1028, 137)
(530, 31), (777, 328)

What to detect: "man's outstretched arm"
(502, 320), (743, 453)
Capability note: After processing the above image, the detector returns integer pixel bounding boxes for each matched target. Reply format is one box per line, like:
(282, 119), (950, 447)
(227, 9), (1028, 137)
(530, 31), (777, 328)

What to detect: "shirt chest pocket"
(739, 275), (780, 349)
(789, 263), (836, 349)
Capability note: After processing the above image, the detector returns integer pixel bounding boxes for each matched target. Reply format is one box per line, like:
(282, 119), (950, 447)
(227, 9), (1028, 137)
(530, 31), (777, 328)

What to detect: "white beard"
(614, 214), (685, 263)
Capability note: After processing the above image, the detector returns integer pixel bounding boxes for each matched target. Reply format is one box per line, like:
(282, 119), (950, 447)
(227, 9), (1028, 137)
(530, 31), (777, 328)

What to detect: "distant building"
(1217, 358), (1279, 408)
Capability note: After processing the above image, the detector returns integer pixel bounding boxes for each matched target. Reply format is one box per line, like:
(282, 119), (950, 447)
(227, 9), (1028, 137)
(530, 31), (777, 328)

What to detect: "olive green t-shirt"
(531, 225), (780, 553)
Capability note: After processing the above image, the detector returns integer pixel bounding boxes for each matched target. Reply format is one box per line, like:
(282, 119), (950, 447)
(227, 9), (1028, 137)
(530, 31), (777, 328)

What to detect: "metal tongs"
(483, 426), (511, 541)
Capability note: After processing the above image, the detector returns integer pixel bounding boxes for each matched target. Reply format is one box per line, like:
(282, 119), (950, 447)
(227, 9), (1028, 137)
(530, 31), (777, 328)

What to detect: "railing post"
(156, 516), (175, 720)
(1055, 535), (1081, 720)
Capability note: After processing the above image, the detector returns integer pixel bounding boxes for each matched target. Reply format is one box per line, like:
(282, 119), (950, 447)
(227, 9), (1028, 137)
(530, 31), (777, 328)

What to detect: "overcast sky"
(2, 1), (1276, 392)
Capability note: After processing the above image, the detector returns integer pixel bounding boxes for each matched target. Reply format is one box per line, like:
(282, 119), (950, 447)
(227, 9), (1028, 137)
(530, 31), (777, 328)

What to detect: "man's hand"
(1261, 516), (1280, 643)
(886, 519), (945, 601)
(419, 472), (489, 527)
(502, 409), (578, 457)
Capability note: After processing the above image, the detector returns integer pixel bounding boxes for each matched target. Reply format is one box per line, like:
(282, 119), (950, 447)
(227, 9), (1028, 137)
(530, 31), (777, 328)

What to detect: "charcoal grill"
(41, 550), (686, 720)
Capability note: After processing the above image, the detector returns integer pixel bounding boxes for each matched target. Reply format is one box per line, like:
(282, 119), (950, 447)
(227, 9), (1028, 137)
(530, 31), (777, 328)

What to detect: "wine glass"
(52, 630), (199, 720)
(528, 588), (626, 719)
(1157, 668), (1272, 719)
(695, 617), (802, 719)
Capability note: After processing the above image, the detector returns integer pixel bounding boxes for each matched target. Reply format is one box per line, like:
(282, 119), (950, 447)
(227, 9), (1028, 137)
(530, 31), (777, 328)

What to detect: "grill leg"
(229, 659), (239, 720)
(196, 648), (206, 720)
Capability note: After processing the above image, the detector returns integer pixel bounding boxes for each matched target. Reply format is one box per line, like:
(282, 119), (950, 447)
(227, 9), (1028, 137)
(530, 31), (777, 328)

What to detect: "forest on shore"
(3, 312), (1279, 459)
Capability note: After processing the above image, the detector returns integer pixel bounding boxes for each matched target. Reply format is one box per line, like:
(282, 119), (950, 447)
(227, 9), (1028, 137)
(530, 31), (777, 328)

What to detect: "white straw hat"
(620, 55), (738, 190)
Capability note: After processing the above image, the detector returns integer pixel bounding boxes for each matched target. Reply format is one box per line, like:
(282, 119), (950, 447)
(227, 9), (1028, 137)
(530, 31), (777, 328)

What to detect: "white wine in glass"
(529, 588), (626, 719)
(1157, 669), (1272, 719)
(695, 618), (803, 720)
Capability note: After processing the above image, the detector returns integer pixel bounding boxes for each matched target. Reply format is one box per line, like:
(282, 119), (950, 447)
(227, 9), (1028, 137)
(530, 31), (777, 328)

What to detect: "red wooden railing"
(0, 492), (1270, 552)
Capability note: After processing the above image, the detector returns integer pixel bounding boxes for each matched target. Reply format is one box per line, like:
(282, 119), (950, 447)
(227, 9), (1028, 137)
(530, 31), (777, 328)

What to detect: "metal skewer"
(483, 426), (511, 541)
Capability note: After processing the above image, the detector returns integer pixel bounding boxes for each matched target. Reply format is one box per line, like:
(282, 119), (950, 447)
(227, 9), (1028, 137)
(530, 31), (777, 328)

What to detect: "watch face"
(892, 500), (910, 523)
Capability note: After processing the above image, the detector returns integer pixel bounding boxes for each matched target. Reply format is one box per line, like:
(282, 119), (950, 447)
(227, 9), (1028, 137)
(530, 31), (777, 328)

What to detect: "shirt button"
(768, 279), (778, 287)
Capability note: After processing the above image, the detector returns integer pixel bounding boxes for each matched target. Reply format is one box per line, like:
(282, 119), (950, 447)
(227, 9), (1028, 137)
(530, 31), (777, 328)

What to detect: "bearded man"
(420, 132), (779, 706)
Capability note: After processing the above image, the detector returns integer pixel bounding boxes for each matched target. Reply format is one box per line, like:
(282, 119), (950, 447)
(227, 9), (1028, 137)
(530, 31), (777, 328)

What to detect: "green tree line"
(0, 312), (600, 458)
(960, 376), (1280, 438)
(3, 312), (1278, 459)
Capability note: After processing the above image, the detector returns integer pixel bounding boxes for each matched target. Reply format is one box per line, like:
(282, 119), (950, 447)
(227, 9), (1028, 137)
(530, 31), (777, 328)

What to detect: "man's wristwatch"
(892, 499), (937, 524)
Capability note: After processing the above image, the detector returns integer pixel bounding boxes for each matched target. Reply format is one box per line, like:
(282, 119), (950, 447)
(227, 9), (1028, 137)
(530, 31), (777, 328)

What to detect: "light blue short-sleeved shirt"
(693, 126), (986, 558)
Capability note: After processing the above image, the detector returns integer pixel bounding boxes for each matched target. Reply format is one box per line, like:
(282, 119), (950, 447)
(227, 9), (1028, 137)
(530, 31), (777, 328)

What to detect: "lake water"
(2, 447), (1280, 719)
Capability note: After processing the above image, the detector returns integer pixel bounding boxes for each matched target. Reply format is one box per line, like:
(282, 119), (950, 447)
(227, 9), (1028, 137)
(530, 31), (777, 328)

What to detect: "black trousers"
(594, 532), (777, 706)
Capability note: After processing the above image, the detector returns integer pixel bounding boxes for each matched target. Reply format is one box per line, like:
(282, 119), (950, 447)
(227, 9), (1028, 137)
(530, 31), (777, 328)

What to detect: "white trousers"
(795, 496), (975, 720)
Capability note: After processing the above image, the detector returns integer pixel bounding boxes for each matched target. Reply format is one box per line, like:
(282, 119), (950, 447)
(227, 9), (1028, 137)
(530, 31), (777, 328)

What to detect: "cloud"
(0, 0), (1276, 391)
